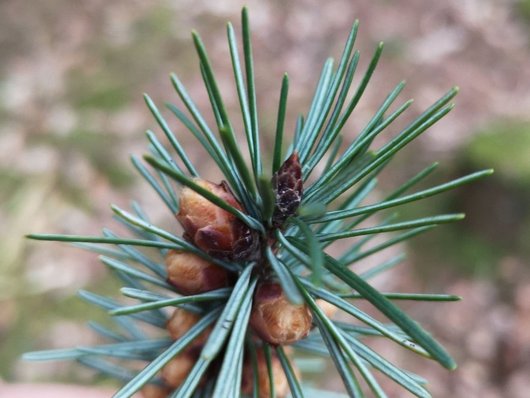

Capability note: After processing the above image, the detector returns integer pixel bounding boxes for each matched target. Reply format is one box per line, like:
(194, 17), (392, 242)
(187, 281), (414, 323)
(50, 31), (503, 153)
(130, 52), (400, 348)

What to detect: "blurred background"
(1, 0), (529, 396)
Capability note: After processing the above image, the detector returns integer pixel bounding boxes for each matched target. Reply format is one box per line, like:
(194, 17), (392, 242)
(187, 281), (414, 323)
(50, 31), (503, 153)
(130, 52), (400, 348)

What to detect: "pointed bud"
(176, 179), (258, 260)
(161, 353), (196, 388)
(250, 282), (313, 345)
(241, 350), (292, 398)
(166, 308), (211, 347)
(141, 384), (170, 398)
(165, 250), (230, 295)
(272, 153), (303, 227)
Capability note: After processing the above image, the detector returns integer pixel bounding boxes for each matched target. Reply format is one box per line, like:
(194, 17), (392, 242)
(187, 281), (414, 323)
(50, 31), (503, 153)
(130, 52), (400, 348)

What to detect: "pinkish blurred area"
(1, 1), (530, 397)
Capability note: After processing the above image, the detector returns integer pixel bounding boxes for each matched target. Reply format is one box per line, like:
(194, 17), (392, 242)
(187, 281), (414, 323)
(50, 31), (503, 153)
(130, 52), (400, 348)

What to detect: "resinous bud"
(165, 249), (230, 295)
(176, 179), (258, 260)
(250, 282), (313, 345)
(241, 350), (291, 398)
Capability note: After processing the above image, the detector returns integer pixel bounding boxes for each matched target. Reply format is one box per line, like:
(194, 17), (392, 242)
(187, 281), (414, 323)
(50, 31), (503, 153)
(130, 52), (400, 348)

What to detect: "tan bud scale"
(250, 282), (313, 345)
(165, 249), (230, 295)
(176, 179), (257, 260)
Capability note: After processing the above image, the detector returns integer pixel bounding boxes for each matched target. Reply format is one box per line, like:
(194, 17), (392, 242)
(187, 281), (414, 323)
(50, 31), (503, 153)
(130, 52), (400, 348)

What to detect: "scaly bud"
(141, 384), (170, 398)
(176, 179), (258, 260)
(161, 353), (196, 388)
(165, 250), (230, 295)
(241, 349), (291, 398)
(166, 308), (211, 347)
(250, 282), (313, 345)
(272, 152), (303, 227)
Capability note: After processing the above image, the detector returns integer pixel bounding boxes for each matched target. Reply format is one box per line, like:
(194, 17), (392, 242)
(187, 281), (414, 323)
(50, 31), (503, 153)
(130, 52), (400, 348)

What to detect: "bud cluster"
(157, 154), (312, 395)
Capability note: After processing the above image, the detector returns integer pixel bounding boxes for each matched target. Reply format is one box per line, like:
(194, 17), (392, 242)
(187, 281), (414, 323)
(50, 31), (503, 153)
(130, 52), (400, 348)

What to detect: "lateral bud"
(165, 249), (230, 295)
(161, 352), (196, 388)
(166, 308), (211, 348)
(241, 349), (292, 398)
(249, 282), (313, 345)
(176, 179), (258, 260)
(140, 384), (171, 398)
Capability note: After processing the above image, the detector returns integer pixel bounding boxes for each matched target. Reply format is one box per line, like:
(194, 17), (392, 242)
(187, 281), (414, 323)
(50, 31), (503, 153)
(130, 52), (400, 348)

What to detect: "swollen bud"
(166, 308), (211, 347)
(176, 179), (258, 260)
(250, 282), (313, 345)
(272, 152), (303, 227)
(165, 250), (230, 295)
(241, 350), (291, 398)
(161, 353), (196, 388)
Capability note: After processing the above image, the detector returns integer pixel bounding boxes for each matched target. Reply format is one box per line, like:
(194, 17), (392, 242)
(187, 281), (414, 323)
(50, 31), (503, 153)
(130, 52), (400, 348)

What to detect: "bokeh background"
(1, 0), (530, 396)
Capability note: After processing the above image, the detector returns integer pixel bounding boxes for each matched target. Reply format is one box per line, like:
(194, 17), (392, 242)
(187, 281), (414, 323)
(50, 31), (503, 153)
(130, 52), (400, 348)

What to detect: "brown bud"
(250, 282), (313, 345)
(316, 299), (338, 319)
(161, 353), (196, 388)
(176, 179), (258, 260)
(140, 384), (170, 398)
(241, 350), (291, 398)
(165, 249), (230, 295)
(166, 308), (211, 348)
(272, 152), (303, 227)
